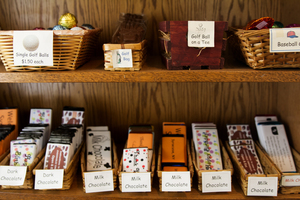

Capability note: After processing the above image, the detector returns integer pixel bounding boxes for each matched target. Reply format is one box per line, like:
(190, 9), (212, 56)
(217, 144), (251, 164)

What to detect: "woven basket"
(228, 27), (300, 69)
(118, 143), (156, 192)
(191, 139), (233, 192)
(225, 141), (281, 196)
(0, 147), (46, 189)
(33, 141), (84, 190)
(0, 150), (9, 163)
(255, 142), (300, 194)
(103, 40), (147, 71)
(157, 141), (194, 192)
(80, 140), (119, 192)
(0, 28), (101, 71)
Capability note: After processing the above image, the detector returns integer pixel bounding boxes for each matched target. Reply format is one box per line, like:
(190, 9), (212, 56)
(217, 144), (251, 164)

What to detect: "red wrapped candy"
(245, 17), (274, 30)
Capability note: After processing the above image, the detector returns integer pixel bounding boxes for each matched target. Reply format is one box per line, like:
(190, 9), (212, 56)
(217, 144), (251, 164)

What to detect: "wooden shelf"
(1, 56), (300, 83)
(0, 173), (299, 200)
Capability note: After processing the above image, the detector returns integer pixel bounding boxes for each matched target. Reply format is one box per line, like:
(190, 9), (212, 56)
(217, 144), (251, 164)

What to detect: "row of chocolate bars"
(0, 107), (296, 176)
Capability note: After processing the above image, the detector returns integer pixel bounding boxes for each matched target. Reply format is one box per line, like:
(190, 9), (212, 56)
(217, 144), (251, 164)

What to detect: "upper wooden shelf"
(1, 56), (300, 83)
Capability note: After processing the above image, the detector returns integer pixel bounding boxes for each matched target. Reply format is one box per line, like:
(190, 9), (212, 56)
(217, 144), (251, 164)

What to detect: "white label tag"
(281, 175), (300, 186)
(112, 49), (133, 68)
(247, 177), (278, 196)
(121, 172), (151, 192)
(161, 172), (191, 192)
(270, 28), (300, 52)
(34, 169), (64, 189)
(202, 171), (231, 193)
(13, 31), (53, 66)
(187, 21), (215, 48)
(84, 170), (114, 193)
(0, 166), (27, 186)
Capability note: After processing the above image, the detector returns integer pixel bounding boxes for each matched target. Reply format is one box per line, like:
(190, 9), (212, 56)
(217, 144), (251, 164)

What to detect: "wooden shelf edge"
(1, 56), (300, 83)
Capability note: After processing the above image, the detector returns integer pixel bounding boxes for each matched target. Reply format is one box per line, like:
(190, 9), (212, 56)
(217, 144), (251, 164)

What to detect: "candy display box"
(159, 21), (228, 70)
(32, 141), (84, 190)
(227, 27), (300, 69)
(80, 140), (119, 192)
(157, 141), (194, 192)
(256, 142), (300, 194)
(0, 28), (101, 71)
(103, 40), (147, 71)
(191, 140), (233, 192)
(225, 141), (281, 196)
(0, 147), (46, 189)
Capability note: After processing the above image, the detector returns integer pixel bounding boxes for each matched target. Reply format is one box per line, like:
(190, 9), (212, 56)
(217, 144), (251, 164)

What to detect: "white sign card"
(161, 172), (191, 192)
(202, 171), (231, 193)
(112, 49), (133, 68)
(247, 177), (278, 196)
(13, 31), (53, 66)
(34, 169), (64, 189)
(187, 21), (215, 48)
(84, 170), (114, 193)
(121, 172), (151, 192)
(281, 175), (300, 187)
(270, 28), (300, 52)
(0, 166), (27, 186)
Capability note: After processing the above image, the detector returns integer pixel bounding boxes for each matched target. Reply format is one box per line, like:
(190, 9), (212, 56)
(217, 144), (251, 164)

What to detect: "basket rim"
(0, 28), (102, 36)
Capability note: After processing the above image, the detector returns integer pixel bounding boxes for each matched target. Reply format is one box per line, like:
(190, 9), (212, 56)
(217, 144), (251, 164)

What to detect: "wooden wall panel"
(0, 82), (280, 146)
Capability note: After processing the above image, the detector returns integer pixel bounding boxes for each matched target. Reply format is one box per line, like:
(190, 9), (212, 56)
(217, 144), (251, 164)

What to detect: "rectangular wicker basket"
(0, 150), (9, 163)
(255, 142), (300, 194)
(0, 147), (46, 189)
(228, 27), (300, 69)
(0, 28), (101, 71)
(157, 141), (194, 192)
(103, 40), (147, 71)
(80, 140), (119, 192)
(191, 139), (234, 192)
(32, 141), (84, 190)
(225, 141), (281, 196)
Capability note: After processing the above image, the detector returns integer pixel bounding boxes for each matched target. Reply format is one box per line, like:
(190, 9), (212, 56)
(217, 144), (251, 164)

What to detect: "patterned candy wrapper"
(123, 148), (148, 172)
(44, 143), (72, 169)
(61, 110), (84, 125)
(30, 109), (52, 125)
(10, 144), (37, 166)
(227, 124), (252, 145)
(194, 128), (223, 170)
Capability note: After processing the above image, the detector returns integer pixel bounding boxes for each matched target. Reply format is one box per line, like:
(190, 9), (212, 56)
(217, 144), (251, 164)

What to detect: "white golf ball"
(23, 35), (39, 51)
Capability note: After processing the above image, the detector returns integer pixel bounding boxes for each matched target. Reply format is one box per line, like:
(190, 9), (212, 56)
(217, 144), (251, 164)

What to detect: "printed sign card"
(188, 21), (215, 48)
(270, 28), (300, 52)
(112, 49), (133, 68)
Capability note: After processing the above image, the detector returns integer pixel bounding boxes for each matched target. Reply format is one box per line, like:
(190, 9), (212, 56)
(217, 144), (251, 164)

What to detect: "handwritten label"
(187, 21), (215, 48)
(112, 49), (133, 68)
(121, 172), (151, 192)
(13, 31), (53, 66)
(281, 175), (300, 186)
(0, 166), (27, 186)
(34, 169), (64, 189)
(202, 171), (231, 193)
(84, 170), (114, 193)
(270, 28), (300, 52)
(161, 172), (191, 192)
(247, 177), (278, 196)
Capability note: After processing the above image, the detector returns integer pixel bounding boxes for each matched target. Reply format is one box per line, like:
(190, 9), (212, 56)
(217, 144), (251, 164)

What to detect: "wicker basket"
(157, 141), (194, 192)
(191, 139), (234, 192)
(225, 141), (281, 196)
(0, 150), (9, 163)
(228, 27), (300, 69)
(33, 141), (84, 190)
(255, 142), (300, 194)
(80, 140), (119, 192)
(0, 147), (46, 189)
(103, 40), (147, 71)
(0, 28), (101, 71)
(118, 143), (156, 192)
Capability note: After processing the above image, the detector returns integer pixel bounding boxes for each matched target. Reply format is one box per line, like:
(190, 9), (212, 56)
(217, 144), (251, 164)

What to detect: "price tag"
(202, 171), (231, 193)
(247, 177), (278, 196)
(34, 169), (64, 190)
(187, 21), (215, 48)
(161, 171), (191, 192)
(84, 170), (114, 193)
(281, 175), (300, 186)
(121, 172), (151, 192)
(0, 166), (27, 186)
(112, 49), (133, 68)
(13, 31), (53, 66)
(270, 28), (300, 52)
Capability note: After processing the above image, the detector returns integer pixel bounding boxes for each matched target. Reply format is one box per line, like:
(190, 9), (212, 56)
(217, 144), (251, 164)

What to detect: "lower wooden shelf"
(0, 168), (300, 200)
